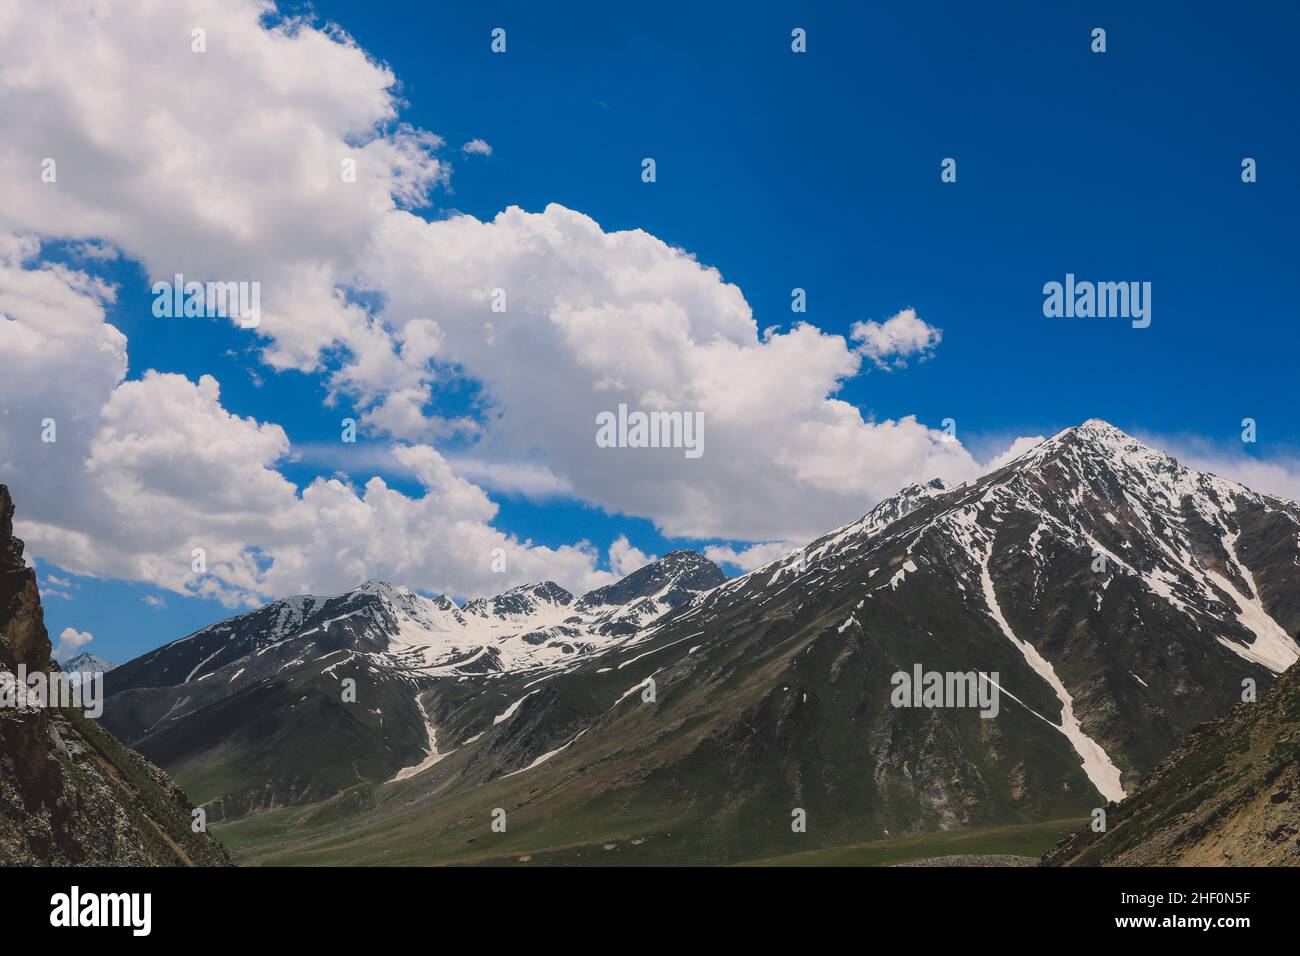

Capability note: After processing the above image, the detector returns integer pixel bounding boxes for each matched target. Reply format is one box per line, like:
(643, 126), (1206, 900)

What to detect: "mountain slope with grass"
(200, 421), (1300, 865)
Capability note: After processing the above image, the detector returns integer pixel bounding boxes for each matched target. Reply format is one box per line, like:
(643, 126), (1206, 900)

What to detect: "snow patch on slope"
(946, 505), (1126, 803)
(391, 693), (449, 782)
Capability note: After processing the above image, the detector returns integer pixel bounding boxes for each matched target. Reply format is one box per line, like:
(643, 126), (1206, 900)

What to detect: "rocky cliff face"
(0, 484), (230, 865)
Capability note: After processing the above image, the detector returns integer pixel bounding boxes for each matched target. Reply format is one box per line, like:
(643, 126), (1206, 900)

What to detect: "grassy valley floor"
(213, 804), (1080, 867)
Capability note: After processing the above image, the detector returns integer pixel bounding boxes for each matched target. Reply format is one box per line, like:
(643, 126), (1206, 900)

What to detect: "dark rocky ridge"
(575, 549), (728, 612)
(0, 484), (230, 865)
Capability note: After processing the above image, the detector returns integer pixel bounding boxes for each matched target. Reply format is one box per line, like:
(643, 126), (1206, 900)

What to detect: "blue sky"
(293, 0), (1298, 453)
(7, 0), (1299, 664)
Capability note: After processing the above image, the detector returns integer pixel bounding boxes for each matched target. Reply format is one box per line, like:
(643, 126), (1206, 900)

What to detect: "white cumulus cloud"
(0, 0), (1024, 604)
(608, 535), (655, 578)
(851, 308), (942, 370)
(703, 541), (797, 573)
(53, 627), (93, 660)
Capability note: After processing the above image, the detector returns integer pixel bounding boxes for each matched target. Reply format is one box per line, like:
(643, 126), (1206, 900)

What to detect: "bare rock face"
(0, 484), (230, 865)
(0, 491), (51, 675)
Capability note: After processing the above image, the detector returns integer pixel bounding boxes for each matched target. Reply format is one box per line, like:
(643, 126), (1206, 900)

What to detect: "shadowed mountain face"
(101, 422), (1300, 864)
(1045, 660), (1300, 866)
(0, 485), (229, 866)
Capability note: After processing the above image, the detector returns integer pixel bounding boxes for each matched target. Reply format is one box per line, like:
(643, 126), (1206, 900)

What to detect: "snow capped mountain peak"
(1053, 419), (1151, 456)
(60, 651), (117, 674)
(667, 419), (1300, 808)
(784, 476), (952, 571)
(929, 424), (1300, 674)
(987, 419), (1144, 474)
(1076, 417), (1128, 435)
(1004, 418), (1254, 509)
(517, 581), (574, 605)
(877, 477), (950, 518)
(352, 578), (406, 596)
(658, 548), (719, 565)
(340, 578), (461, 624)
(575, 550), (726, 613)
(59, 651), (117, 688)
(465, 581), (574, 620)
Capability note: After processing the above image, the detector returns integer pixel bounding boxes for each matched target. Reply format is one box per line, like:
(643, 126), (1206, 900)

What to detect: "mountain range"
(84, 420), (1300, 864)
(100, 549), (728, 819)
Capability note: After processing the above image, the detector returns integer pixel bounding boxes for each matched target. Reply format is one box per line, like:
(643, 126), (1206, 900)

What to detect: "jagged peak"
(60, 651), (117, 672)
(897, 477), (949, 496)
(1046, 418), (1140, 450)
(575, 549), (726, 611)
(502, 580), (572, 601)
(647, 549), (727, 580)
(352, 578), (405, 595)
(464, 580), (575, 619)
(999, 419), (1161, 475)
(657, 548), (713, 563)
(764, 479), (955, 576)
(1077, 417), (1127, 434)
(868, 477), (950, 517)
